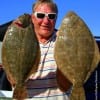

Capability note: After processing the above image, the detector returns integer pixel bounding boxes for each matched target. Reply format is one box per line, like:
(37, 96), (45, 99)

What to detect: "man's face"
(31, 4), (57, 39)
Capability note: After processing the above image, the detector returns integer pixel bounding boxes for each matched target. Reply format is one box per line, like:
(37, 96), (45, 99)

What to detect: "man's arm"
(0, 21), (12, 41)
(0, 65), (12, 91)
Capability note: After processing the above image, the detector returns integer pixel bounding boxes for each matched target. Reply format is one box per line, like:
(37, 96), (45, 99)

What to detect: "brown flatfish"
(2, 14), (40, 99)
(54, 11), (100, 100)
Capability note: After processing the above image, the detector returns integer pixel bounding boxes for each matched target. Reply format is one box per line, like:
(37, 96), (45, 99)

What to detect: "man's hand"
(13, 13), (31, 28)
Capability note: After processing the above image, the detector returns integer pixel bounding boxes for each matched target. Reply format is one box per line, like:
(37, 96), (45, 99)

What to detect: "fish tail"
(70, 86), (86, 100)
(13, 85), (28, 100)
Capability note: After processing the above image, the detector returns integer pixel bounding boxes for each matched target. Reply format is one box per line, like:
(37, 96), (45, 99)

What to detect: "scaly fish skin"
(2, 14), (40, 99)
(54, 11), (99, 100)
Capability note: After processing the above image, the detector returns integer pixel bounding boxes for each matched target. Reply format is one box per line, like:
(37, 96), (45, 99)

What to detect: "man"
(25, 0), (71, 99)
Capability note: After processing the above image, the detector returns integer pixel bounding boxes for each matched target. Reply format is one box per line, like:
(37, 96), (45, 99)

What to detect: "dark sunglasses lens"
(37, 13), (45, 18)
(48, 14), (56, 19)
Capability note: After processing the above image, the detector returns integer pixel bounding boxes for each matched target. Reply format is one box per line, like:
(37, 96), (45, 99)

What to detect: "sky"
(0, 0), (100, 37)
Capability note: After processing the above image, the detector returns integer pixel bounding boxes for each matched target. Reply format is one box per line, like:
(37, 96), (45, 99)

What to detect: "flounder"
(2, 14), (40, 99)
(54, 11), (100, 100)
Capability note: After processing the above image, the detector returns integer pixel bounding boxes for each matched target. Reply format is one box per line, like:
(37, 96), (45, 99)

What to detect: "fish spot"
(62, 18), (70, 24)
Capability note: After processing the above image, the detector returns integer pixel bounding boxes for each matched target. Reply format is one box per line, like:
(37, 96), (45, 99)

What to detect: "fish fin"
(70, 86), (86, 100)
(84, 39), (100, 82)
(13, 85), (28, 100)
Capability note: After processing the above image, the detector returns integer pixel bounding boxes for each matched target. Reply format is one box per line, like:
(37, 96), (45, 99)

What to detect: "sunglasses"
(34, 12), (57, 20)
